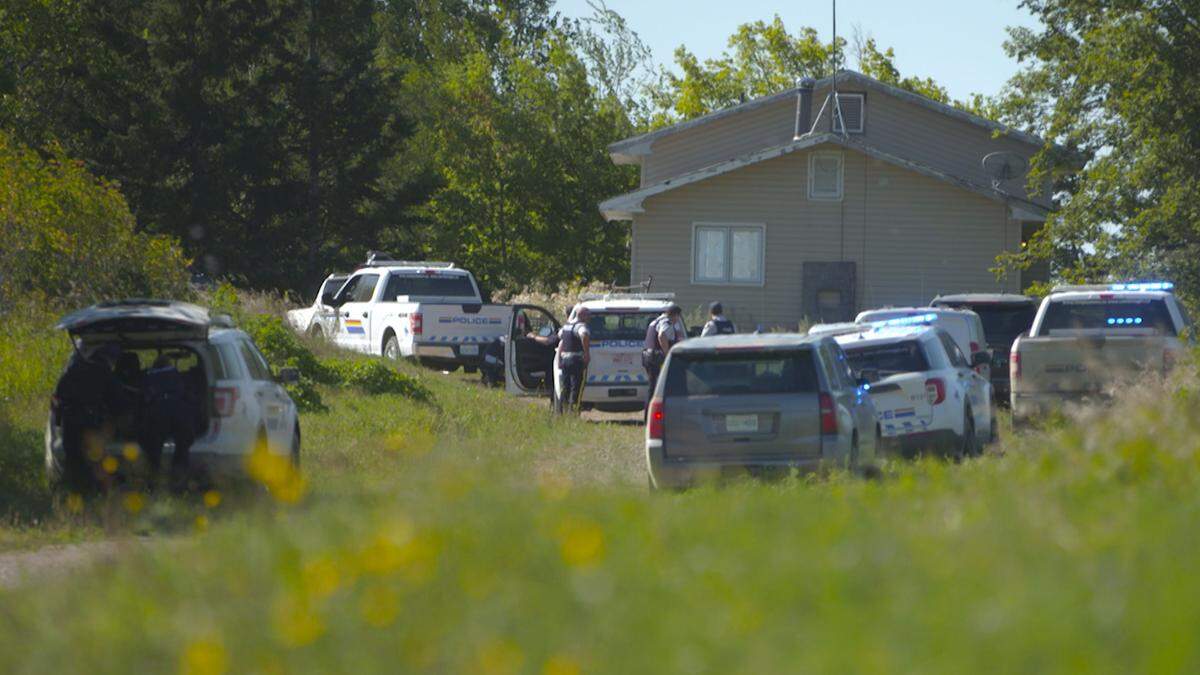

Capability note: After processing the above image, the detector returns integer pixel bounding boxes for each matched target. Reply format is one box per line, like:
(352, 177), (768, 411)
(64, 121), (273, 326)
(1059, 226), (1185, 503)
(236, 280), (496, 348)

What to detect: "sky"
(553, 0), (1040, 102)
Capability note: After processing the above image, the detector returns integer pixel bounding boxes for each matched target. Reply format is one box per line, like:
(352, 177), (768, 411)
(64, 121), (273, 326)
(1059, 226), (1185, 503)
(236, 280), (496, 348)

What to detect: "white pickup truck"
(322, 257), (510, 372)
(1010, 282), (1191, 420)
(286, 273), (348, 338)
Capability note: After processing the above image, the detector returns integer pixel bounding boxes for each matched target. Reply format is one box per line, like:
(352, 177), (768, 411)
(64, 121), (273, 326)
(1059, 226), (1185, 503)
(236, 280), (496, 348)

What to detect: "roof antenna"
(803, 0), (846, 138)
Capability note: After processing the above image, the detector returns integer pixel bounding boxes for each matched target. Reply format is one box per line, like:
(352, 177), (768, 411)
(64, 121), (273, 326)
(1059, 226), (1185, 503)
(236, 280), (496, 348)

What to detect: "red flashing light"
(648, 398), (665, 440)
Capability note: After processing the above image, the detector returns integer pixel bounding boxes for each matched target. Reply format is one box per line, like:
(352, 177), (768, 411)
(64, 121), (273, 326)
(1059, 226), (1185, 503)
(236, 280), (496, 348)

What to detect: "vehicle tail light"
(819, 393), (838, 434)
(213, 387), (240, 417)
(647, 398), (665, 440)
(925, 378), (946, 405)
(1011, 351), (1021, 380)
(970, 341), (980, 354)
(410, 312), (423, 336)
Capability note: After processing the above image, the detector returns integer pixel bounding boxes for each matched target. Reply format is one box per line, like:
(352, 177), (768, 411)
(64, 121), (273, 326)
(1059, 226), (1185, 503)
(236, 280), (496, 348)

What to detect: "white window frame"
(832, 93), (865, 134)
(690, 222), (766, 287)
(808, 151), (844, 201)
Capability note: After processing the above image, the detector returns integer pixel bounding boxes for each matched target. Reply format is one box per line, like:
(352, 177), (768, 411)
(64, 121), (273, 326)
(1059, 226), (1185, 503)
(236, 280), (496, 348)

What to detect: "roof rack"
(580, 292), (676, 302)
(1052, 282), (1174, 294)
(363, 251), (456, 269)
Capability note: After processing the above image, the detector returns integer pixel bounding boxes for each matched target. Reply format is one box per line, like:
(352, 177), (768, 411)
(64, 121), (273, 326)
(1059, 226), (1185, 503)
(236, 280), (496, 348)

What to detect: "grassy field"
(4, 308), (1200, 672)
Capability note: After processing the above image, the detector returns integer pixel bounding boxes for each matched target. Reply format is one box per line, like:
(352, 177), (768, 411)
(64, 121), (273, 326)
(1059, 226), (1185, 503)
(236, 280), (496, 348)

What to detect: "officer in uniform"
(555, 305), (591, 414)
(54, 344), (122, 491)
(701, 301), (737, 336)
(138, 354), (195, 489)
(642, 304), (684, 405)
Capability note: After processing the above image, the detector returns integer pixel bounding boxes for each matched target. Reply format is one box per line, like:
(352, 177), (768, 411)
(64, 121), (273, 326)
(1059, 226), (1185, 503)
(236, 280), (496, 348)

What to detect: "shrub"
(323, 360), (431, 401)
(0, 131), (191, 309)
(242, 315), (338, 385)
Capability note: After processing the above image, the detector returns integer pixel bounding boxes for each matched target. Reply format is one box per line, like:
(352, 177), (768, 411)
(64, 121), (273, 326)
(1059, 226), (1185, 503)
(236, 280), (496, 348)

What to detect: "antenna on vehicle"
(981, 152), (1029, 191)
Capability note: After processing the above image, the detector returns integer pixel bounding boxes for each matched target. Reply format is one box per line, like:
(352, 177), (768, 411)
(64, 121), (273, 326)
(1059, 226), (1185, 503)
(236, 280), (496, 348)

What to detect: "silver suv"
(646, 334), (878, 488)
(46, 300), (301, 484)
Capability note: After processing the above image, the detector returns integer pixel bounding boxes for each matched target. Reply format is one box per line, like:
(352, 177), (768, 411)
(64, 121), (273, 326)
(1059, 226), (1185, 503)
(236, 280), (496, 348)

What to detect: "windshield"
(383, 274), (477, 300)
(665, 351), (819, 397)
(843, 341), (929, 377)
(586, 312), (658, 342)
(1042, 299), (1176, 336)
(965, 305), (1037, 349)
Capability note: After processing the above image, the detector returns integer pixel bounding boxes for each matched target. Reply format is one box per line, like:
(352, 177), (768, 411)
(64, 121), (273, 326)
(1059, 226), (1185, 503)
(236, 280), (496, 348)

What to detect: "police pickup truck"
(1010, 282), (1191, 421)
(286, 272), (348, 339)
(323, 255), (509, 371)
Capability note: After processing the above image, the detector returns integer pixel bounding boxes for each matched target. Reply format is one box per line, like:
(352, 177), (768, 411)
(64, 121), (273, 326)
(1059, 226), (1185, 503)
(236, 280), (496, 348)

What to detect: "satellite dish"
(982, 151), (1028, 188)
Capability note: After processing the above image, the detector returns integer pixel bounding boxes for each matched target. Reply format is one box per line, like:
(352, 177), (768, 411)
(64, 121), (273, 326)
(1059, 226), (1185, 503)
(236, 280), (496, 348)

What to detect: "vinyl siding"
(631, 145), (1022, 330)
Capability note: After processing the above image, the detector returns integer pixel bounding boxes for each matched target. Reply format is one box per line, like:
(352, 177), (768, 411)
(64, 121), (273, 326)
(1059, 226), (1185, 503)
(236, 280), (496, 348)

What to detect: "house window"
(693, 224), (764, 285)
(832, 93), (865, 134)
(809, 152), (844, 200)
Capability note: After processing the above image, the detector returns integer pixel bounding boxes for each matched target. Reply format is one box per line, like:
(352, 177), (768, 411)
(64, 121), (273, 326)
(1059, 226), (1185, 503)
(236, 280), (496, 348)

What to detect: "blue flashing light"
(1107, 316), (1145, 326)
(872, 313), (938, 330)
(1110, 281), (1174, 292)
(1136, 317), (1144, 325)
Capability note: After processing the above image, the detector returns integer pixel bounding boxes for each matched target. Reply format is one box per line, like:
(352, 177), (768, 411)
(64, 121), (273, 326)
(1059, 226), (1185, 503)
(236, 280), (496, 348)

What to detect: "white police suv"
(835, 315), (994, 458)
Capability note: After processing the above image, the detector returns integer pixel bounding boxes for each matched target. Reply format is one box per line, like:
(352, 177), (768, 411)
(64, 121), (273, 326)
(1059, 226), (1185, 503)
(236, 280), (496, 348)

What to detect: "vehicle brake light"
(925, 378), (946, 405)
(970, 341), (980, 354)
(213, 387), (240, 417)
(819, 393), (838, 434)
(1011, 351), (1021, 380)
(648, 398), (665, 440)
(410, 312), (423, 336)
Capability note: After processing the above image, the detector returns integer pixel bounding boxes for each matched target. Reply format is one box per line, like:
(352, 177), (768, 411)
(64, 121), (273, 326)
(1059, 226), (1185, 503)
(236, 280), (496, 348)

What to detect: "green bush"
(0, 131), (191, 309)
(323, 359), (431, 401)
(242, 315), (338, 385)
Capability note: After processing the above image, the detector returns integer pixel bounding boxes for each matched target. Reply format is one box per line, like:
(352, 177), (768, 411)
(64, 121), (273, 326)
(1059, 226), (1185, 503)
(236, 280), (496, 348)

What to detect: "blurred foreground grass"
(4, 308), (1200, 672)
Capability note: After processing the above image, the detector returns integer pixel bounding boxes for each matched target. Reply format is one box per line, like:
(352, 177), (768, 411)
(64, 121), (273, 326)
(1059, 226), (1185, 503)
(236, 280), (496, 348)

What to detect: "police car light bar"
(869, 313), (939, 329)
(1052, 281), (1174, 293)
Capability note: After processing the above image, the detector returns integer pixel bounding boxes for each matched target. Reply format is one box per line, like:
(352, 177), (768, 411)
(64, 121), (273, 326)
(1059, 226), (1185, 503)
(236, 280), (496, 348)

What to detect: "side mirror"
(277, 367), (301, 384)
(971, 351), (991, 368)
(320, 292), (338, 307)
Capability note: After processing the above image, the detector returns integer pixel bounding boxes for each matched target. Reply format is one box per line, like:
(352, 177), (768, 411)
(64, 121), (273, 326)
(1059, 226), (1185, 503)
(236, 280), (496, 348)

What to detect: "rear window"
(955, 304), (1036, 348)
(384, 274), (476, 300)
(665, 351), (820, 397)
(843, 340), (930, 376)
(587, 312), (658, 342)
(1042, 299), (1177, 336)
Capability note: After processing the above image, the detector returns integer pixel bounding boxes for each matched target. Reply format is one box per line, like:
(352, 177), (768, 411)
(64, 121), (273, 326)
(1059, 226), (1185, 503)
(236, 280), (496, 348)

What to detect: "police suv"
(47, 300), (301, 484)
(323, 254), (508, 372)
(835, 315), (995, 457)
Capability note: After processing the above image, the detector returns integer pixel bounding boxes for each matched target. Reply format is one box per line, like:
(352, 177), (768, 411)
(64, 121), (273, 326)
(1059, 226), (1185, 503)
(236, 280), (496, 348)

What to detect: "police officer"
(139, 354), (195, 489)
(701, 301), (737, 336)
(643, 304), (684, 405)
(555, 305), (591, 414)
(54, 344), (122, 491)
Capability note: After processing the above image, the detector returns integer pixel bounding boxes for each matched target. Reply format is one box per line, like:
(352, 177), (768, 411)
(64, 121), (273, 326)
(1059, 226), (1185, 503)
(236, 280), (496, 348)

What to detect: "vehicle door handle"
(362, 312), (368, 319)
(342, 312), (350, 318)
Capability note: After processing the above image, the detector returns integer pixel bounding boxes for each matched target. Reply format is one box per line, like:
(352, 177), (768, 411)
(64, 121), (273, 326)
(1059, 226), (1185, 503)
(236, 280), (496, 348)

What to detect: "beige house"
(600, 70), (1053, 329)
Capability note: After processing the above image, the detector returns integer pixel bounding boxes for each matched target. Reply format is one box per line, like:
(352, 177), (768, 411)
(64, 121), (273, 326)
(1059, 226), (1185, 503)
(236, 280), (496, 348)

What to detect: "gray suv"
(646, 334), (878, 489)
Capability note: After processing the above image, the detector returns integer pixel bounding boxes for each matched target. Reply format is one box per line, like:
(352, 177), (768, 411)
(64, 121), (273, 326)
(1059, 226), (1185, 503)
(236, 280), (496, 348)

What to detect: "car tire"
(308, 325), (323, 340)
(848, 434), (860, 471)
(291, 422), (301, 468)
(383, 334), (401, 361)
(462, 366), (477, 374)
(958, 409), (977, 459)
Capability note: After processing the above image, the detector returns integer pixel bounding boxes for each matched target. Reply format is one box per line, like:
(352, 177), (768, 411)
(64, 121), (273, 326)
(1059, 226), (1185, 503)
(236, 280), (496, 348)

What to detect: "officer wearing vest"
(138, 354), (196, 489)
(54, 344), (122, 492)
(642, 304), (684, 405)
(555, 305), (591, 414)
(701, 301), (737, 337)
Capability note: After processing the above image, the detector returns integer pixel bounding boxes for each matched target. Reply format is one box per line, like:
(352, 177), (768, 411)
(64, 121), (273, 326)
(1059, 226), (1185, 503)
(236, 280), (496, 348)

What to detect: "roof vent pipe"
(793, 78), (816, 141)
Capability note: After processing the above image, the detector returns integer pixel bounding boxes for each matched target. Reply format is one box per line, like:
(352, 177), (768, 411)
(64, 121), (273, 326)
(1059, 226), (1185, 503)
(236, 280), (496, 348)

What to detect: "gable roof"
(599, 132), (1052, 221)
(608, 70), (1047, 162)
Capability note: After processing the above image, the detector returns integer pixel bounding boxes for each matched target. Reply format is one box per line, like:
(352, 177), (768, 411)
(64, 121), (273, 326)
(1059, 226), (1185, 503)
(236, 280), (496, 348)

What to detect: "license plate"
(725, 414), (759, 433)
(608, 388), (637, 398)
(459, 345), (479, 356)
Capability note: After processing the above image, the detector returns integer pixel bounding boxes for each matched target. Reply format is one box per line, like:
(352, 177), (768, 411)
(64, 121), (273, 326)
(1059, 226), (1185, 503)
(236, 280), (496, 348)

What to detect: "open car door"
(504, 305), (560, 396)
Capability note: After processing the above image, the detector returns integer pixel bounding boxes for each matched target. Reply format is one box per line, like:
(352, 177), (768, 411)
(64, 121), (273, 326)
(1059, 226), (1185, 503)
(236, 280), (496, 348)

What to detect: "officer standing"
(54, 344), (122, 491)
(701, 301), (737, 336)
(139, 354), (195, 489)
(555, 305), (591, 414)
(642, 304), (684, 404)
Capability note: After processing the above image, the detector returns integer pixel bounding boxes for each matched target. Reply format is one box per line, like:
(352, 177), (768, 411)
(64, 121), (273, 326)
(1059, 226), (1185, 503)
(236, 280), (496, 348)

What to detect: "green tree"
(0, 131), (190, 308)
(994, 0), (1200, 296)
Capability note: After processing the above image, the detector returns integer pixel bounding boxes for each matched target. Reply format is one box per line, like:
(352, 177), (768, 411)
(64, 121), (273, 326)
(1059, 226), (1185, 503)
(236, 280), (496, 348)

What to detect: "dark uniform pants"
(139, 403), (195, 475)
(642, 349), (664, 402)
(61, 409), (105, 491)
(558, 354), (586, 414)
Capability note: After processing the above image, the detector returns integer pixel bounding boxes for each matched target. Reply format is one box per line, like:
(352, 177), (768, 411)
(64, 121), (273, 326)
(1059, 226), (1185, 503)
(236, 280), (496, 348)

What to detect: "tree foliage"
(995, 0), (1200, 296)
(0, 131), (190, 308)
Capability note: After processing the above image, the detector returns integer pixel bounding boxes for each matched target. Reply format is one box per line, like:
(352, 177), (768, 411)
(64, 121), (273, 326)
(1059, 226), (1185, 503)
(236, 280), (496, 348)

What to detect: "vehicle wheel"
(307, 325), (324, 340)
(958, 409), (977, 459)
(383, 334), (401, 361)
(291, 422), (301, 468)
(463, 366), (477, 374)
(848, 434), (860, 471)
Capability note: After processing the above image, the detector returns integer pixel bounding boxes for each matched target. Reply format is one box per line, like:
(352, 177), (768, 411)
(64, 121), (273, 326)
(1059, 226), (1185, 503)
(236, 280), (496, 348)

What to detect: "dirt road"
(0, 540), (142, 590)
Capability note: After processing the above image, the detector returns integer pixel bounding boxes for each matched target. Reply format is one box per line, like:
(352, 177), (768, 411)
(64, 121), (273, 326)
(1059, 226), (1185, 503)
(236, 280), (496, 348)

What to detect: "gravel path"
(0, 540), (139, 590)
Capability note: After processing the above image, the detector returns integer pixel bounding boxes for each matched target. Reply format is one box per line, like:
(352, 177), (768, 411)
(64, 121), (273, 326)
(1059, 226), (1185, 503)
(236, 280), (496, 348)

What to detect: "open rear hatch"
(57, 299), (212, 344)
